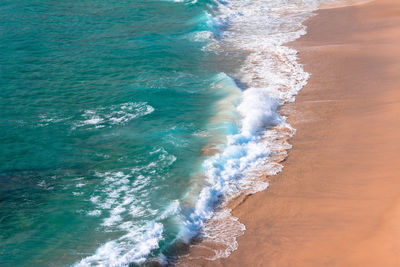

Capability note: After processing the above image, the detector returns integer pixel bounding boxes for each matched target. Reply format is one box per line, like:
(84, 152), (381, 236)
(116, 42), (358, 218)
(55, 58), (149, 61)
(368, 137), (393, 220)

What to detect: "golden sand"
(182, 0), (400, 265)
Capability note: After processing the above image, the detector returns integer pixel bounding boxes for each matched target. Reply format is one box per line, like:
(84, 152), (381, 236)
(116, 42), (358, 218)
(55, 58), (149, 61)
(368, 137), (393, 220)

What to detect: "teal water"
(0, 0), (246, 265)
(1, 0), (323, 264)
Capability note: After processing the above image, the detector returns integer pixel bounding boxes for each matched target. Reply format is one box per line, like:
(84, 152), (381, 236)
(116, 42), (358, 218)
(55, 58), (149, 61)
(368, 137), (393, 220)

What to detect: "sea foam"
(75, 0), (326, 265)
(76, 148), (176, 266)
(179, 0), (323, 262)
(73, 102), (154, 130)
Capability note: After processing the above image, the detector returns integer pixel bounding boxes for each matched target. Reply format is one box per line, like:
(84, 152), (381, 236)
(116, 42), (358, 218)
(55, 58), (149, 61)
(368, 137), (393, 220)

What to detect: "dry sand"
(181, 0), (400, 266)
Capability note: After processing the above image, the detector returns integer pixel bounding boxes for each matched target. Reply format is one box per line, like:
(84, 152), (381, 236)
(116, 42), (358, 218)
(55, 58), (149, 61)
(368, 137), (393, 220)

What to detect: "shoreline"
(181, 0), (400, 266)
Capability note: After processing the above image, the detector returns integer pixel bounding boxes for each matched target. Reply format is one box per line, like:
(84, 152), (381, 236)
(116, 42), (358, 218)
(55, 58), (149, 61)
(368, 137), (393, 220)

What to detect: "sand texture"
(181, 0), (400, 266)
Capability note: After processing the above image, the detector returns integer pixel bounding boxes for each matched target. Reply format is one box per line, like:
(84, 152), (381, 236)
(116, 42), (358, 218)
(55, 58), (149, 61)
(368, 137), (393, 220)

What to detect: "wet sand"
(182, 0), (400, 266)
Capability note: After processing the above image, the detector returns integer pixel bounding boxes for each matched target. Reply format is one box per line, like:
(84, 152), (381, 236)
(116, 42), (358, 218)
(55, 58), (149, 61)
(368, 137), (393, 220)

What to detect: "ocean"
(0, 0), (334, 265)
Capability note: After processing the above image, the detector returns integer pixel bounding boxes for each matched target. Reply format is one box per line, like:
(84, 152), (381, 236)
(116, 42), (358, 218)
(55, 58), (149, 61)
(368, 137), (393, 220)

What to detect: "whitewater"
(0, 0), (340, 266)
(75, 0), (341, 265)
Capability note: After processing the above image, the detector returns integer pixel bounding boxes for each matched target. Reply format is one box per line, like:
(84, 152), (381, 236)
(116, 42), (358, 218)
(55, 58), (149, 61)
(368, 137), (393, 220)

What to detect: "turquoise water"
(0, 0), (246, 265)
(1, 0), (323, 264)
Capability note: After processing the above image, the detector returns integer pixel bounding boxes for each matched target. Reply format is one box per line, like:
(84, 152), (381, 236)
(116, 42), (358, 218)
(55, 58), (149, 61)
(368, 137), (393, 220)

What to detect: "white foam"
(200, 208), (246, 260)
(159, 200), (181, 220)
(87, 210), (102, 216)
(75, 0), (331, 264)
(37, 114), (71, 127)
(75, 222), (164, 267)
(77, 147), (177, 265)
(187, 30), (214, 43)
(73, 102), (154, 129)
(178, 0), (328, 261)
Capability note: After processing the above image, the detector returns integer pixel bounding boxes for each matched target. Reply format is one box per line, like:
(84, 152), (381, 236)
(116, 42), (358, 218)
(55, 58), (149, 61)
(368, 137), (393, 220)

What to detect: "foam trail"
(74, 0), (331, 265)
(73, 102), (154, 130)
(179, 0), (331, 262)
(75, 222), (164, 266)
(75, 148), (176, 266)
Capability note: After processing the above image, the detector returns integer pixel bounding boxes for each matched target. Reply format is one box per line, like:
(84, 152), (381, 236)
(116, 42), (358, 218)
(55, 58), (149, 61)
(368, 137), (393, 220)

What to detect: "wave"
(75, 148), (176, 266)
(74, 0), (330, 265)
(75, 222), (165, 266)
(73, 102), (154, 130)
(179, 0), (324, 262)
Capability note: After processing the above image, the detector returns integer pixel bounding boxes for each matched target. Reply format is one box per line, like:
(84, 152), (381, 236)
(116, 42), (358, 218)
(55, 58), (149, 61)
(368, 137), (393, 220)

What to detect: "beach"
(182, 0), (400, 266)
(1, 0), (399, 265)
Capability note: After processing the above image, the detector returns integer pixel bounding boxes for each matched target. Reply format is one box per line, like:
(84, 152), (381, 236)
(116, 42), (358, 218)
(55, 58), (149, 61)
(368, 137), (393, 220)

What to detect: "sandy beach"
(182, 0), (400, 266)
